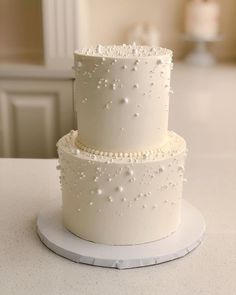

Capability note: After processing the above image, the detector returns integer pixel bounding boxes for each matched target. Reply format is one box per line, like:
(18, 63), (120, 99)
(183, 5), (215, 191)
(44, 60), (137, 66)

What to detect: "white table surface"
(0, 155), (235, 295)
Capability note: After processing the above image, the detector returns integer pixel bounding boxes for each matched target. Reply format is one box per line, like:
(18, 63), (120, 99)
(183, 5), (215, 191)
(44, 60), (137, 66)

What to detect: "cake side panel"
(74, 48), (172, 152)
(57, 134), (187, 246)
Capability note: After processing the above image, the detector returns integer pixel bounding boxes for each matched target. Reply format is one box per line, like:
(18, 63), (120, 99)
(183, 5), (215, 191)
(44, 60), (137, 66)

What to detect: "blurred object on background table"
(126, 23), (160, 47)
(182, 34), (222, 66)
(183, 0), (221, 66)
(185, 0), (220, 39)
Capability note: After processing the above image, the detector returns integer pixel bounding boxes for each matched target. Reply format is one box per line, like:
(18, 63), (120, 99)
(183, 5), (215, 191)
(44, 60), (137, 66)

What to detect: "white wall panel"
(0, 80), (74, 158)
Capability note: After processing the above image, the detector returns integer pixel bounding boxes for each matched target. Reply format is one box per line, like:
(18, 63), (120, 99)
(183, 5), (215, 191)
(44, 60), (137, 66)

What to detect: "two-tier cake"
(57, 44), (187, 245)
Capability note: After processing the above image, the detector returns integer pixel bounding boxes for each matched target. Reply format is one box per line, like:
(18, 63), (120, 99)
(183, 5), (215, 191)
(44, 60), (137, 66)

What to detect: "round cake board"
(37, 200), (205, 269)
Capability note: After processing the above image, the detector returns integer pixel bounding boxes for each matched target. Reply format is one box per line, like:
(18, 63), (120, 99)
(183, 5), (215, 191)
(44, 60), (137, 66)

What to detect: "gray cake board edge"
(36, 200), (206, 270)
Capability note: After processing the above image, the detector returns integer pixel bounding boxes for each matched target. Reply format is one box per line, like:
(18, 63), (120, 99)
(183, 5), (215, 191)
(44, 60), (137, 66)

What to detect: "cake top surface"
(74, 44), (172, 59)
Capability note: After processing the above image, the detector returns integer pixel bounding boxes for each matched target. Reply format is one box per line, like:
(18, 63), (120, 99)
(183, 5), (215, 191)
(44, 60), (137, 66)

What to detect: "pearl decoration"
(159, 167), (165, 173)
(116, 186), (124, 192)
(121, 97), (129, 104)
(96, 44), (102, 54)
(126, 169), (134, 176)
(107, 196), (113, 202)
(97, 188), (102, 196)
(178, 166), (184, 172)
(77, 61), (82, 68)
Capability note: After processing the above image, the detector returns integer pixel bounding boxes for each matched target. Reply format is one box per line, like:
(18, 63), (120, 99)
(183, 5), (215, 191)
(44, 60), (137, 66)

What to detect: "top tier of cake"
(74, 44), (173, 153)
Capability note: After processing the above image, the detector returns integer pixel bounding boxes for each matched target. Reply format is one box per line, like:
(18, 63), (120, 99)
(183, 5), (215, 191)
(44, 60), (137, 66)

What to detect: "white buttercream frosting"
(57, 131), (187, 245)
(74, 44), (173, 152)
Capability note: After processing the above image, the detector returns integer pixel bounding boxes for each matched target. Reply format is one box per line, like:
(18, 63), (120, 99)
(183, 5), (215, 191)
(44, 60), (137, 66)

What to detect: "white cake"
(57, 44), (187, 245)
(185, 0), (220, 39)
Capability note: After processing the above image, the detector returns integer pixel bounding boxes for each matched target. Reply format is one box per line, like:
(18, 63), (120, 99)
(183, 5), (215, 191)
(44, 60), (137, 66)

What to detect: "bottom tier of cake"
(57, 131), (187, 245)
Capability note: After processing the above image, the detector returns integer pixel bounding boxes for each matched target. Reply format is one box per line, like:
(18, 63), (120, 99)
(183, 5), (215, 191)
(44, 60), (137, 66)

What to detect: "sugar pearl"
(121, 97), (129, 104)
(108, 196), (113, 202)
(97, 188), (102, 195)
(116, 186), (124, 192)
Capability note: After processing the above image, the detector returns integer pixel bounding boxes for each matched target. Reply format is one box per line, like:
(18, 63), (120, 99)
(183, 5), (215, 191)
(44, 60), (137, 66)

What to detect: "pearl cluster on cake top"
(75, 43), (173, 59)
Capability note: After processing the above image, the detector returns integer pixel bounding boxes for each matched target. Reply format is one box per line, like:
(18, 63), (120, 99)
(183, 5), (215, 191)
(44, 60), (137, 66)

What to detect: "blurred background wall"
(0, 0), (236, 64)
(0, 0), (44, 64)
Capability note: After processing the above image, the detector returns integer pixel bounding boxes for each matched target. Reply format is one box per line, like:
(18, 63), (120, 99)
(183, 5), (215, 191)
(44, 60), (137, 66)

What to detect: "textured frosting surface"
(57, 131), (187, 245)
(74, 44), (173, 152)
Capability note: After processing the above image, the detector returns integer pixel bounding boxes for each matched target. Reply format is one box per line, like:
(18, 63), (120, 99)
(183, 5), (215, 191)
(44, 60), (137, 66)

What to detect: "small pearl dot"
(116, 186), (124, 192)
(96, 44), (102, 54)
(134, 113), (140, 117)
(126, 169), (134, 176)
(97, 188), (102, 195)
(121, 97), (129, 104)
(77, 61), (82, 68)
(159, 167), (164, 173)
(89, 201), (93, 206)
(107, 196), (113, 202)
